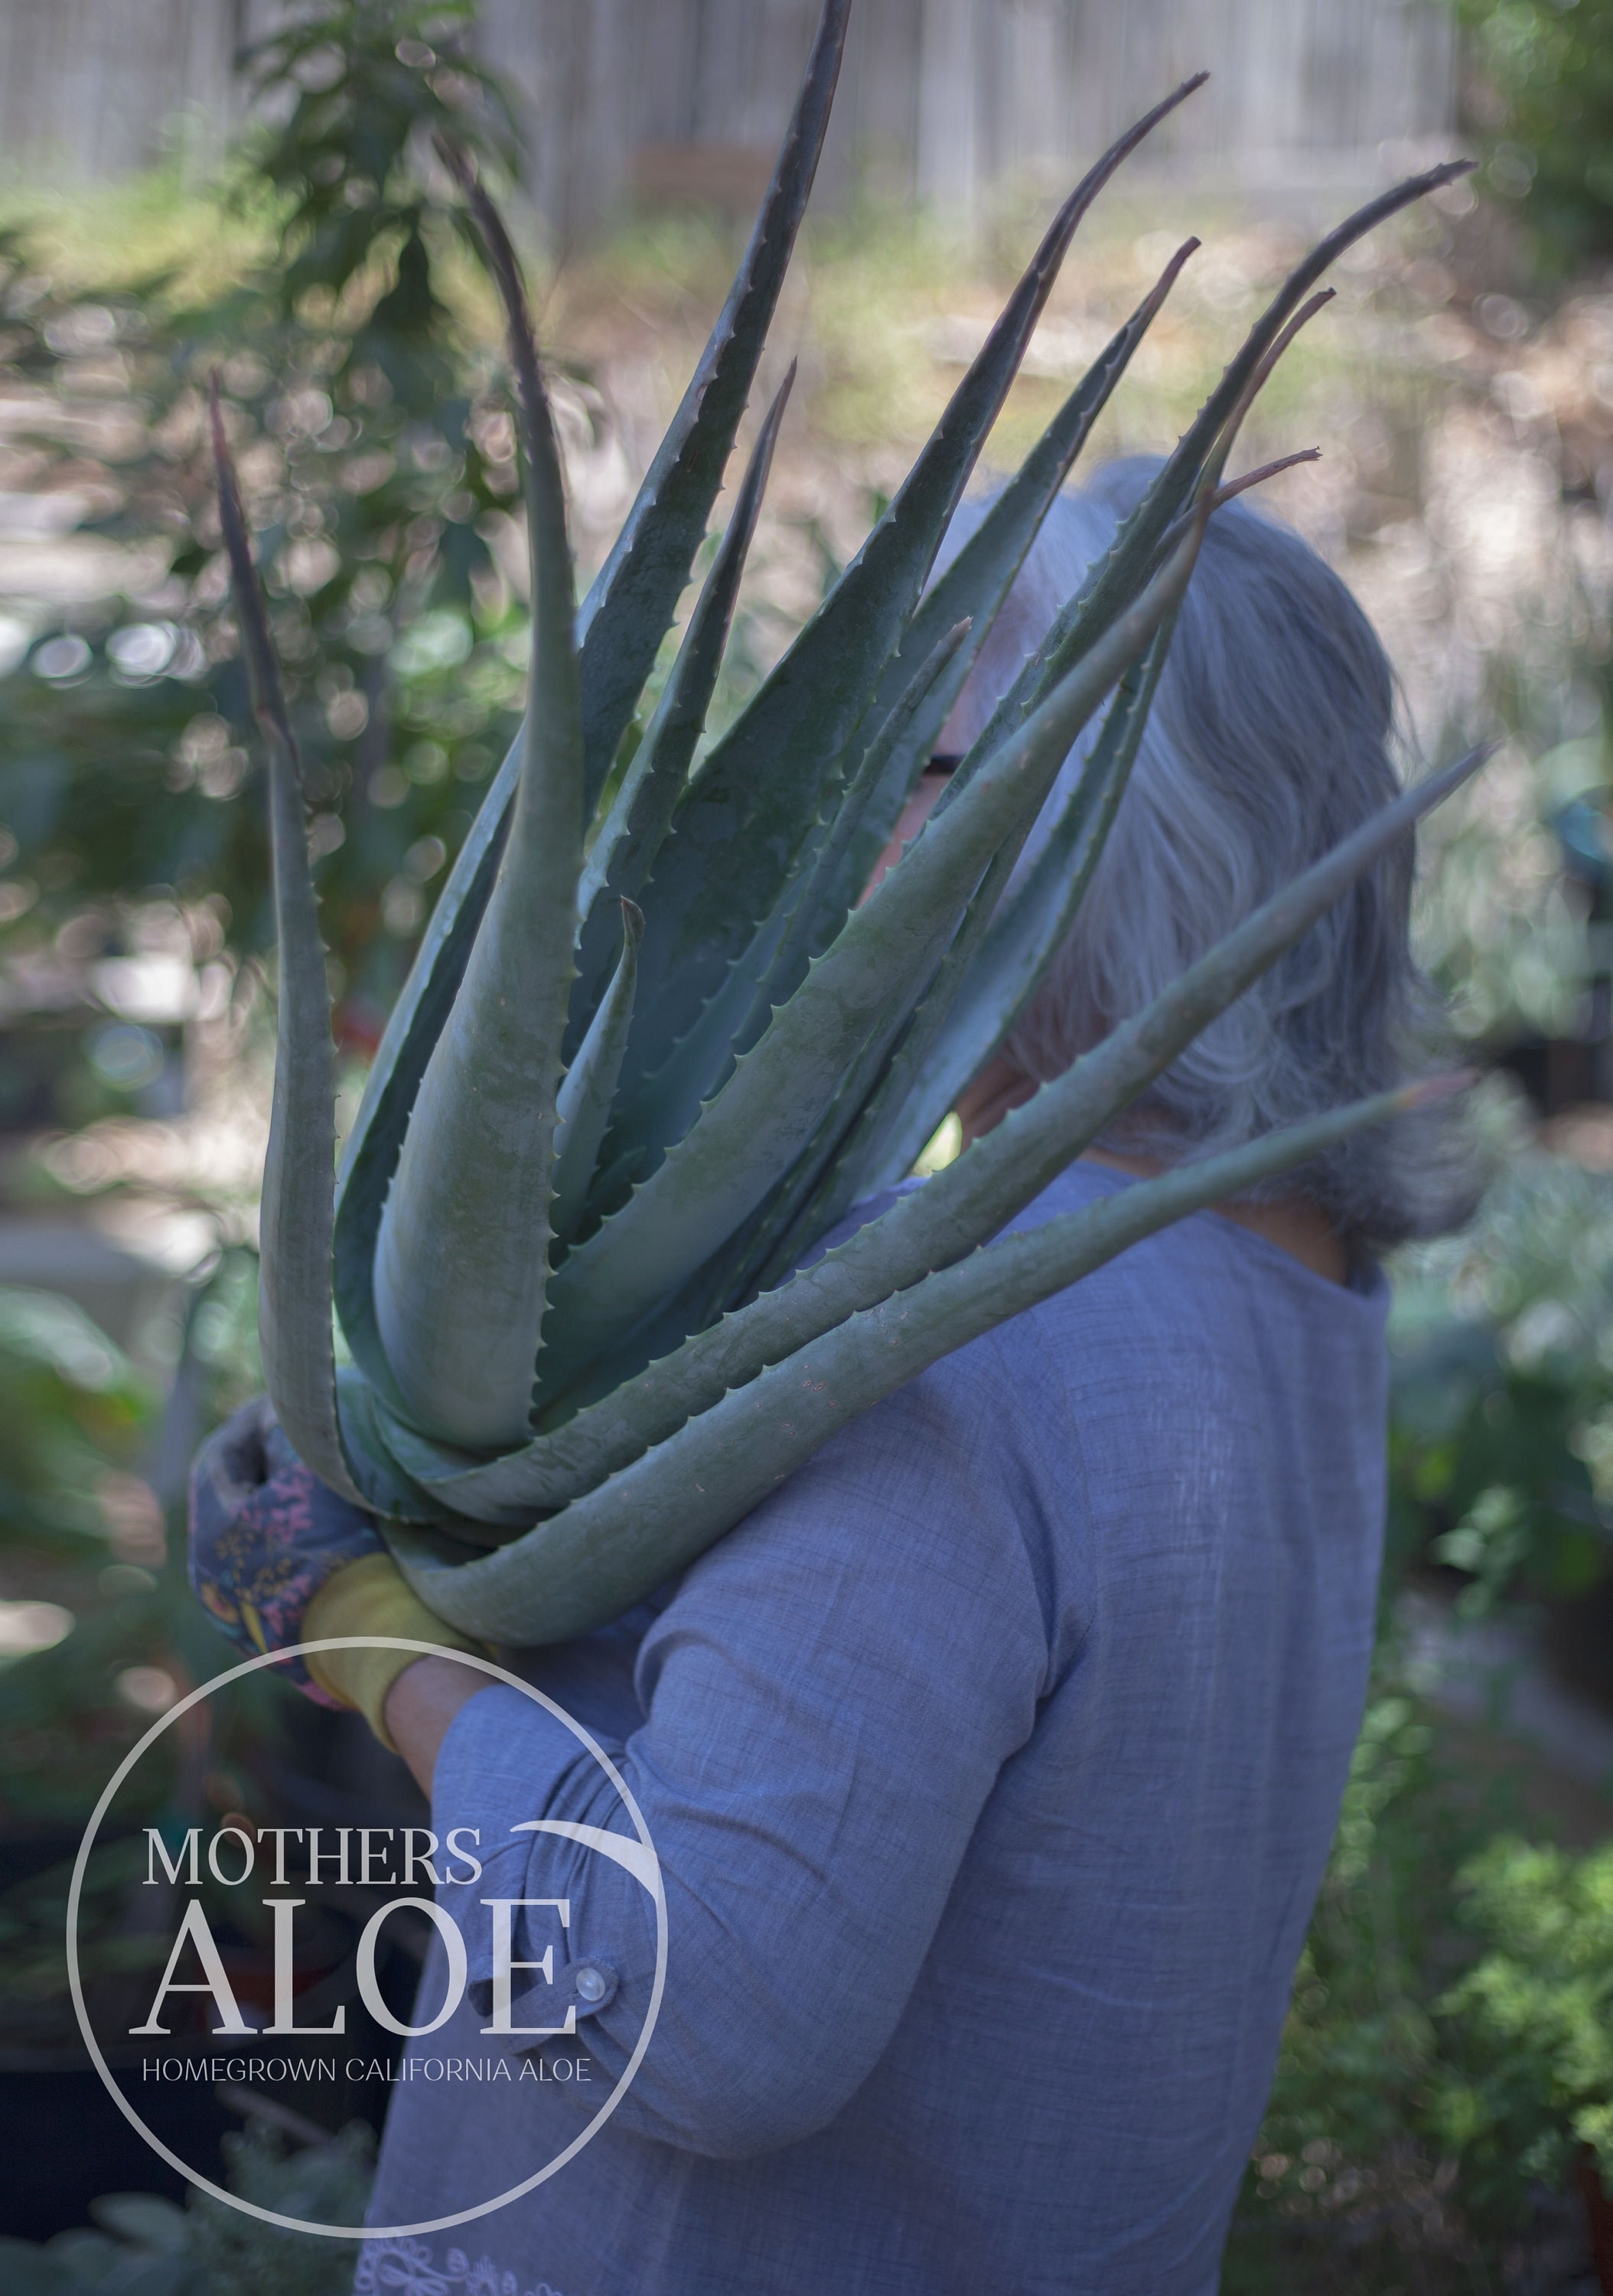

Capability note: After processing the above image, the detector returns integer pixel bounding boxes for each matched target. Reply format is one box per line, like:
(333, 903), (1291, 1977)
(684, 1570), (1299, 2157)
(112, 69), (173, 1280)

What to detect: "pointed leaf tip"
(210, 376), (360, 1503)
(373, 148), (584, 1449)
(210, 376), (293, 755)
(549, 896), (646, 1255)
(567, 357), (793, 1068)
(572, 0), (852, 797)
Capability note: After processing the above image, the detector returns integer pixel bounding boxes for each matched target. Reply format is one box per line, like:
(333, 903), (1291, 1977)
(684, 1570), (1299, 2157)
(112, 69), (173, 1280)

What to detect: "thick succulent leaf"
(330, 0), (847, 1357)
(572, 0), (851, 806)
(566, 369), (793, 1066)
(372, 158), (584, 1449)
(508, 528), (1203, 1411)
(834, 236), (1200, 911)
(210, 387), (362, 1505)
(386, 1078), (1444, 1639)
(768, 788), (1038, 1269)
(622, 74), (1209, 1080)
(383, 737), (1489, 1524)
(332, 739), (516, 1404)
(861, 622), (1175, 1192)
(734, 618), (975, 1054)
(754, 627), (1171, 1265)
(985, 161), (1475, 739)
(550, 900), (644, 1251)
(621, 617), (974, 1172)
(606, 895), (803, 1186)
(334, 1367), (461, 1525)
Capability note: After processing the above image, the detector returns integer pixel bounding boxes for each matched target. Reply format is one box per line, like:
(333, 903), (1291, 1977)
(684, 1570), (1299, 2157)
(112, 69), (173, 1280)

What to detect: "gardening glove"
(188, 1395), (481, 1749)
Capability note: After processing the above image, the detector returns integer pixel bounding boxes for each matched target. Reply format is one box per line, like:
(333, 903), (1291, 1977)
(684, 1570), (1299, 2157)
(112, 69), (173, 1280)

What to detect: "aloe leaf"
(209, 385), (363, 1505)
(942, 167), (1469, 832)
(945, 320), (1328, 836)
(331, 2), (847, 1370)
(389, 737), (1489, 1524)
(624, 74), (1209, 1076)
(604, 895), (804, 1190)
(334, 1366), (461, 1525)
(529, 525), (1203, 1401)
(332, 735), (517, 1406)
(566, 367), (793, 1065)
(735, 617), (975, 1047)
(757, 624), (1175, 1261)
(859, 621), (1176, 1192)
(387, 1077), (1455, 1639)
(371, 154), (583, 1448)
(621, 616), (975, 1174)
(769, 738), (1053, 1267)
(551, 900), (643, 1251)
(573, 0), (851, 804)
(833, 235), (1201, 909)
(1012, 162), (1474, 706)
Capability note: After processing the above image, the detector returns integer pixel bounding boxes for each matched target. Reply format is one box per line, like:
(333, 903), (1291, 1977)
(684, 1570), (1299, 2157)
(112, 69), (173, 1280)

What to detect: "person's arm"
(384, 1652), (488, 1792)
(423, 1337), (1055, 2158)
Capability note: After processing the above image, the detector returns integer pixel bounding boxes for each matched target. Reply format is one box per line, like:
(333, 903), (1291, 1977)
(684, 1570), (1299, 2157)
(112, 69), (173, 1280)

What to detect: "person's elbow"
(608, 1981), (885, 2158)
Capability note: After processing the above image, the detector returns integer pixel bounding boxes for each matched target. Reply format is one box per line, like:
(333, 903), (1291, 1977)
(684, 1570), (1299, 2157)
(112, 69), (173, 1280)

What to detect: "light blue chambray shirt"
(356, 1161), (1390, 2296)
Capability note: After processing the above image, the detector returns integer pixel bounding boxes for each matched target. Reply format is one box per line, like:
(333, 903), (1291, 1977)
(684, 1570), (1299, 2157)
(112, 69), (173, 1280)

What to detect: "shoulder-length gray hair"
(938, 455), (1475, 1250)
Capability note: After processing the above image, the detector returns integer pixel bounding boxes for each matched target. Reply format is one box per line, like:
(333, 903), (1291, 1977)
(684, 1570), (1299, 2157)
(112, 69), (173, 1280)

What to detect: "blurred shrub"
(1227, 1642), (1613, 2284)
(0, 0), (539, 1045)
(1432, 1835), (1613, 2219)
(1455, 0), (1613, 266)
(1387, 1125), (1613, 1614)
(0, 1286), (155, 1561)
(0, 1253), (280, 2050)
(0, 1255), (269, 1832)
(0, 2118), (374, 2294)
(1223, 1673), (1487, 2290)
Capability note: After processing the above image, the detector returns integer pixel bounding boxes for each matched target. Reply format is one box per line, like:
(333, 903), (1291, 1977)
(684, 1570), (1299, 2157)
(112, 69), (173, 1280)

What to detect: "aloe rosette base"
(216, 2), (1484, 1645)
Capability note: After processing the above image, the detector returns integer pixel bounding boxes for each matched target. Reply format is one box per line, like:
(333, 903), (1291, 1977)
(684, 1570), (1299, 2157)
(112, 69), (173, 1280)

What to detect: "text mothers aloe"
(217, 0), (1482, 1645)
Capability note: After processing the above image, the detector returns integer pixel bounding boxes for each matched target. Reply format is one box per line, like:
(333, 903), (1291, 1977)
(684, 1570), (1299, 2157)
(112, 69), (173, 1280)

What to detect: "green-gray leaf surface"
(375, 736), (1488, 1523)
(210, 387), (362, 1504)
(621, 76), (1209, 1084)
(372, 158), (584, 1448)
(572, 0), (852, 803)
(387, 1080), (1439, 1641)
(510, 527), (1203, 1407)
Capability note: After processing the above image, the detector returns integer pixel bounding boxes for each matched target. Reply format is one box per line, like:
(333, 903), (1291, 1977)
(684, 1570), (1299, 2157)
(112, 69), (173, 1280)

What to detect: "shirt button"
(574, 1965), (608, 2004)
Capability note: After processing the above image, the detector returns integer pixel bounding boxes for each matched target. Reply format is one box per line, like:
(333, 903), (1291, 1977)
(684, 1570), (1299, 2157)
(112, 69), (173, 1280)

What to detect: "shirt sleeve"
(427, 1341), (1054, 2158)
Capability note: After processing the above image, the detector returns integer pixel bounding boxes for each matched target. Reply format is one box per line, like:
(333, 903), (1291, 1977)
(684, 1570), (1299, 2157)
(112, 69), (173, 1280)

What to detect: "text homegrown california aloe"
(212, 1), (1484, 1645)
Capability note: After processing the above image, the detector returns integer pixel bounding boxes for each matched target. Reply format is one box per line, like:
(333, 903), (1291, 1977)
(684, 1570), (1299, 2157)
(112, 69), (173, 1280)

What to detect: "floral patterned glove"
(189, 1398), (485, 1746)
(188, 1395), (384, 1698)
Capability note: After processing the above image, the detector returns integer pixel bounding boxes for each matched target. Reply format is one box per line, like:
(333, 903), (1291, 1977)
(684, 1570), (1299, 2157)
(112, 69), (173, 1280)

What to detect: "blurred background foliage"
(0, 0), (531, 1042)
(0, 0), (1611, 2284)
(1453, 0), (1613, 269)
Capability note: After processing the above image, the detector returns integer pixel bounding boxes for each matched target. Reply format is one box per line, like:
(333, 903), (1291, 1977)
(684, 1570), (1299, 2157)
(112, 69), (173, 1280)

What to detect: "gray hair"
(939, 456), (1476, 1250)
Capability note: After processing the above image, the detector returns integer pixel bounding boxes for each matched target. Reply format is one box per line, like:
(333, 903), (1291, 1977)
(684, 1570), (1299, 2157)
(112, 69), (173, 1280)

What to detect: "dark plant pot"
(0, 2063), (230, 2241)
(1540, 1581), (1613, 1720)
(1579, 2151), (1613, 2296)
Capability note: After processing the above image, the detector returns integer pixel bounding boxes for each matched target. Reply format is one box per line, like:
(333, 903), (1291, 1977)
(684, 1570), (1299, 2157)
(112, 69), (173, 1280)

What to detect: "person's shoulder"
(896, 1156), (1390, 1456)
(799, 1158), (1390, 1479)
(992, 1159), (1390, 1339)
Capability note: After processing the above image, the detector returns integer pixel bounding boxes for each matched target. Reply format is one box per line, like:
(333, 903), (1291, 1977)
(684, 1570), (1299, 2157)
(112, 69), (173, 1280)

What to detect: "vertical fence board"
(0, 0), (1459, 231)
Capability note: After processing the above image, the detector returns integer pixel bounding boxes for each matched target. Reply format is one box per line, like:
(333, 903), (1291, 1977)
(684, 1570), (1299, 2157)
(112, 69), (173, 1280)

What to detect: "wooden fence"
(0, 0), (1459, 228)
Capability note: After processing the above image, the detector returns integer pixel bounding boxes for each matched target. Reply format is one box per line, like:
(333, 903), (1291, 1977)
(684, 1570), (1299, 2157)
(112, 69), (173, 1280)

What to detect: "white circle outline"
(65, 1636), (668, 2241)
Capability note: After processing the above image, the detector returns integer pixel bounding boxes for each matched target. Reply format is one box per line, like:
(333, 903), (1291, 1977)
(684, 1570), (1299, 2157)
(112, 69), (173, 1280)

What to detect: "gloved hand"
(188, 1397), (482, 1748)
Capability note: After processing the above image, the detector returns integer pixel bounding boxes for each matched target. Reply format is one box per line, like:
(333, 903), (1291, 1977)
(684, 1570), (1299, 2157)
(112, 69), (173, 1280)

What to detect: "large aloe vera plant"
(214, 3), (1484, 1647)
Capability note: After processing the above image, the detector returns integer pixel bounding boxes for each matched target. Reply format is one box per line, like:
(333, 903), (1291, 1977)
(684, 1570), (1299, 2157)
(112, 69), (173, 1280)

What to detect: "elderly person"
(191, 457), (1471, 2296)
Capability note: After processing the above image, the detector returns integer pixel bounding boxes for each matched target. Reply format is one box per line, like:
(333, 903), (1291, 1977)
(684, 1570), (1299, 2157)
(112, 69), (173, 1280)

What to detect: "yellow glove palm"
(304, 1554), (486, 1750)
